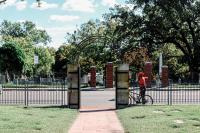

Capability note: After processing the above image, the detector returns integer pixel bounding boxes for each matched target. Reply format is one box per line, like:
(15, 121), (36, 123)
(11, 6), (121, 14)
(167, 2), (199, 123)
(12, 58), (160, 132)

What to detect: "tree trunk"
(189, 65), (199, 83)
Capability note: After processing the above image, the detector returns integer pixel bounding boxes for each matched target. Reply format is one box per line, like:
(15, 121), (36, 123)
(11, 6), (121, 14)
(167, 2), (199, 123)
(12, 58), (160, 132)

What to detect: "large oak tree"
(109, 0), (200, 81)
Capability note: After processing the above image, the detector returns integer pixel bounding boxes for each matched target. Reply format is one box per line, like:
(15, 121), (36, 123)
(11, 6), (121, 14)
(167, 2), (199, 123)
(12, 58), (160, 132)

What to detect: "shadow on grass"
(80, 108), (116, 113)
(116, 104), (166, 110)
(23, 105), (69, 109)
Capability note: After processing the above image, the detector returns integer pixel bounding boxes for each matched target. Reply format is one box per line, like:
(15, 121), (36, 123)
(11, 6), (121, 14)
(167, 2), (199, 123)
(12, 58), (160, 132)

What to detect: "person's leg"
(141, 87), (145, 104)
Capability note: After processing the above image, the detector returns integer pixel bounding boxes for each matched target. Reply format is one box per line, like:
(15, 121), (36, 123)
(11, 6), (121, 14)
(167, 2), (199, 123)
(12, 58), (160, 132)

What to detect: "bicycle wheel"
(129, 92), (140, 105)
(129, 94), (134, 105)
(139, 95), (153, 105)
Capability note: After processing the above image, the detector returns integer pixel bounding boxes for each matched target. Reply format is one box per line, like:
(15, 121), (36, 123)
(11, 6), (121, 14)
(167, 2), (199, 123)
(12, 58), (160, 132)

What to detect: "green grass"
(117, 105), (200, 133)
(0, 106), (78, 133)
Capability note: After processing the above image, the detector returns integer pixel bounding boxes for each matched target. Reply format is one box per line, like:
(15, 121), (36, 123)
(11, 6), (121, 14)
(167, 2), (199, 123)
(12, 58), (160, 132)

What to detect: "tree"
(53, 44), (76, 76)
(109, 0), (200, 81)
(0, 20), (51, 45)
(3, 36), (35, 76)
(0, 20), (52, 77)
(33, 47), (55, 76)
(152, 44), (188, 80)
(0, 41), (25, 82)
(66, 19), (127, 74)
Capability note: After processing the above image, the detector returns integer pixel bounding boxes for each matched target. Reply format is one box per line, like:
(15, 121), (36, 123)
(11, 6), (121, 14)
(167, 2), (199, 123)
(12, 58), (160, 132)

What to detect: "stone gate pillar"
(105, 62), (113, 88)
(144, 62), (152, 88)
(162, 66), (169, 87)
(90, 66), (96, 88)
(67, 64), (80, 109)
(115, 64), (129, 109)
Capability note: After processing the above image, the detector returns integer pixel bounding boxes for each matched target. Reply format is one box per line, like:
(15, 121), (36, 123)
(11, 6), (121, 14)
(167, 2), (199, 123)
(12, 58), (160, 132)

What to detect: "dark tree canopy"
(0, 42), (25, 81)
(109, 0), (200, 81)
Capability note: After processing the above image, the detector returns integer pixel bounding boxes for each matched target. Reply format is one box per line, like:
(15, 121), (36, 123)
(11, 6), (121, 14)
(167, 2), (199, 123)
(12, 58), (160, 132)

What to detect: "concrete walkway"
(68, 107), (124, 133)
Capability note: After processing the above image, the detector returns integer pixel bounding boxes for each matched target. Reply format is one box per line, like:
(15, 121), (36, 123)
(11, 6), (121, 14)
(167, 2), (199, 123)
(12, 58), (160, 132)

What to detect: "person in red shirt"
(138, 72), (148, 104)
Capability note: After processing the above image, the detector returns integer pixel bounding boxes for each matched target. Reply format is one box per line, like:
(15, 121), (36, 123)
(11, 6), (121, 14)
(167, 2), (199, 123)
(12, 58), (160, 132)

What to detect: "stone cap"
(117, 64), (129, 71)
(162, 65), (168, 68)
(145, 62), (152, 64)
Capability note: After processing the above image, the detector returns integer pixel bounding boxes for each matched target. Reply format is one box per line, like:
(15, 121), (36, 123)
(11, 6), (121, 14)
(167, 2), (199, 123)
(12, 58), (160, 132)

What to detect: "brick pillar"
(105, 62), (113, 88)
(162, 66), (169, 87)
(90, 66), (96, 87)
(144, 62), (152, 88)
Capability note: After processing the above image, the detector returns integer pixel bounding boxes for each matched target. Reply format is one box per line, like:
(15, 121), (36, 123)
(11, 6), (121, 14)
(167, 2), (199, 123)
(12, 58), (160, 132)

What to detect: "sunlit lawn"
(117, 105), (200, 133)
(0, 106), (77, 133)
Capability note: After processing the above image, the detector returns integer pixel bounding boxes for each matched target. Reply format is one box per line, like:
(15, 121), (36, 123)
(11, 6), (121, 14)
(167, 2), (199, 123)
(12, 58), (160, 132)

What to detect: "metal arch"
(71, 35), (113, 63)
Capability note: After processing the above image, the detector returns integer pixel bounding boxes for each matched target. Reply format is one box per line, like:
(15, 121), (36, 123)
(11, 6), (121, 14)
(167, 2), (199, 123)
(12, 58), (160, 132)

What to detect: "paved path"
(81, 90), (115, 107)
(68, 107), (124, 133)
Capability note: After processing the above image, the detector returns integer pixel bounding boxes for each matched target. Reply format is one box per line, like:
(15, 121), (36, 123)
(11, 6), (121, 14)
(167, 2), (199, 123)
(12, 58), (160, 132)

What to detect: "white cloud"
(62, 0), (95, 13)
(121, 4), (134, 10)
(17, 19), (26, 23)
(16, 1), (27, 11)
(0, 0), (16, 10)
(50, 15), (80, 22)
(31, 1), (58, 10)
(101, 0), (118, 7)
(44, 26), (76, 48)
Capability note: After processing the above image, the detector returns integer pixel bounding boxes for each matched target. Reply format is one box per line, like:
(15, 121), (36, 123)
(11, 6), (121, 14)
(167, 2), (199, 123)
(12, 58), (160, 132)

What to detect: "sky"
(0, 0), (126, 49)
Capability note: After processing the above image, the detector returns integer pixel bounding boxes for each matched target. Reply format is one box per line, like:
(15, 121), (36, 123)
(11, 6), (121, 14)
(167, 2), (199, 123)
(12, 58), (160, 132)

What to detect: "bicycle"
(129, 89), (153, 105)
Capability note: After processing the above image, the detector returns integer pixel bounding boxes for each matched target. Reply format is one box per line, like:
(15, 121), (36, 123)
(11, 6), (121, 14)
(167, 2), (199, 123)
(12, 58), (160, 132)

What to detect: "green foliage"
(0, 20), (54, 77)
(34, 47), (55, 76)
(0, 20), (51, 45)
(0, 41), (25, 81)
(109, 0), (200, 80)
(65, 19), (122, 74)
(3, 36), (35, 76)
(53, 44), (76, 75)
(152, 44), (189, 79)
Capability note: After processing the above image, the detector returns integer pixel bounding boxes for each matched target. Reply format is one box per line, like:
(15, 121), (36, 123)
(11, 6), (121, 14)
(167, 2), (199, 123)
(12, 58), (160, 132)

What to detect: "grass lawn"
(117, 105), (200, 133)
(0, 106), (78, 133)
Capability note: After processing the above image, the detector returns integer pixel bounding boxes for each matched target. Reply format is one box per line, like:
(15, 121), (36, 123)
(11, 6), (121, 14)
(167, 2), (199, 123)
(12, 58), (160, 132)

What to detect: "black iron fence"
(130, 81), (200, 105)
(0, 79), (68, 107)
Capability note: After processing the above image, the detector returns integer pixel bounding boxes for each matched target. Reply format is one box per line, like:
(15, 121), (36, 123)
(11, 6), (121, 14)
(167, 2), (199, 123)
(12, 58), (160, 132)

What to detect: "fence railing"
(130, 82), (200, 105)
(0, 80), (68, 107)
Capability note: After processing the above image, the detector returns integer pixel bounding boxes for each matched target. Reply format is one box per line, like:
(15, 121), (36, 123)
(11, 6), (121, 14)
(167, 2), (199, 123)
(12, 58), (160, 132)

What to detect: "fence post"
(61, 80), (64, 106)
(27, 82), (29, 107)
(24, 84), (27, 107)
(170, 80), (173, 105)
(168, 81), (170, 105)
